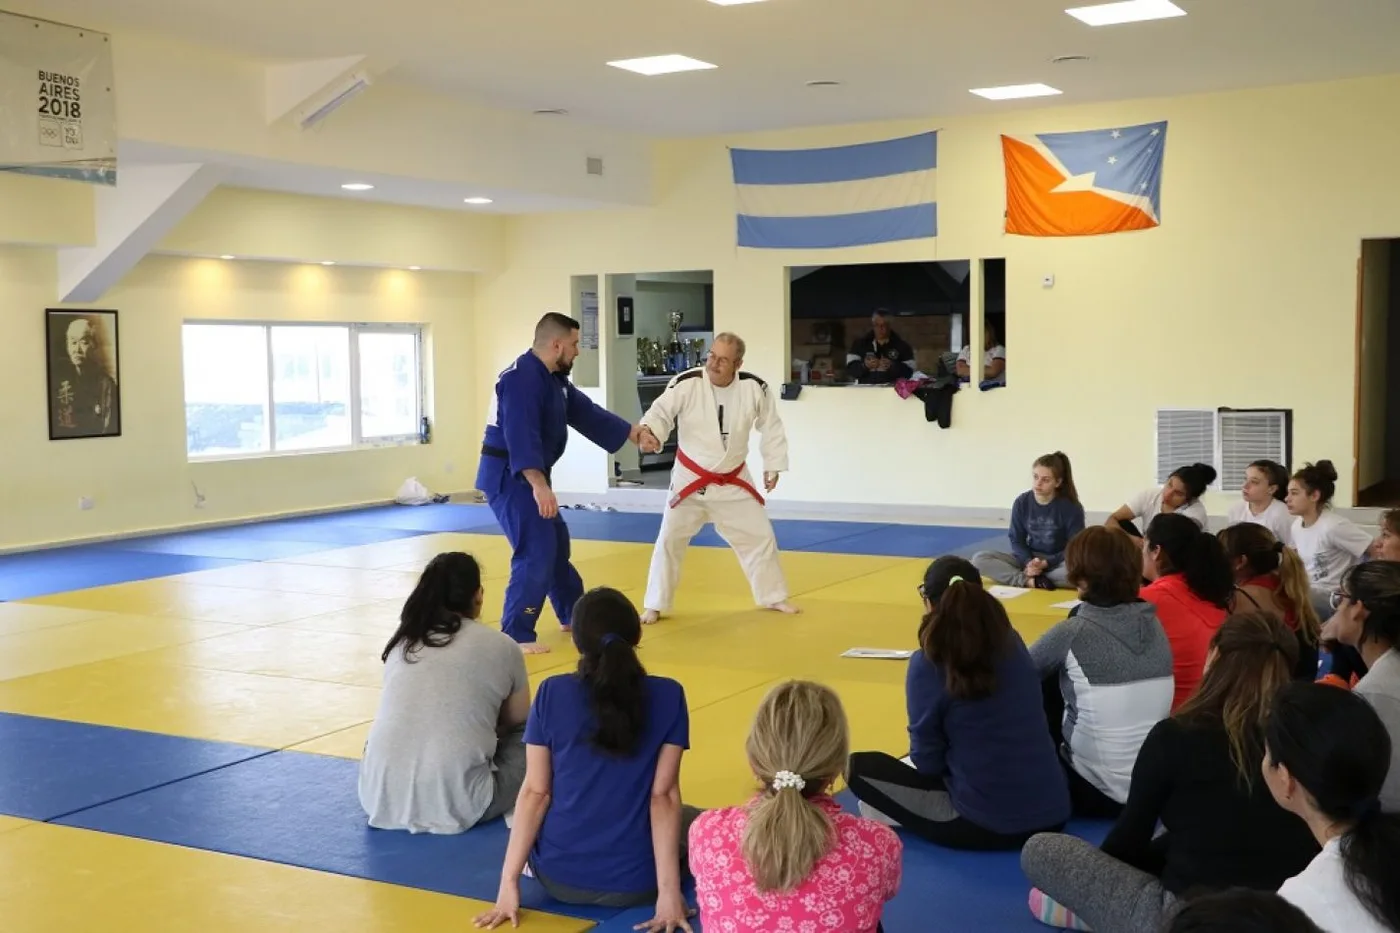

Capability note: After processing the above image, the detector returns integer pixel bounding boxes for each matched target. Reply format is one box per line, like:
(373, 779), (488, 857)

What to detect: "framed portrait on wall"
(46, 308), (121, 440)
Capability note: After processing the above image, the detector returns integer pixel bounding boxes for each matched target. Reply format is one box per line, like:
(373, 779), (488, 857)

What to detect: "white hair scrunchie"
(771, 770), (806, 792)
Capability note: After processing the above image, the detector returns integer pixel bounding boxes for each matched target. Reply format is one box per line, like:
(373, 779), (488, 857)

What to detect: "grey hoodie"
(1029, 600), (1176, 803)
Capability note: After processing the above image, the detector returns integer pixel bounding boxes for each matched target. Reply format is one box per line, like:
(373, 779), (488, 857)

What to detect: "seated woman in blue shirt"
(846, 556), (1071, 849)
(973, 451), (1085, 590)
(474, 587), (695, 932)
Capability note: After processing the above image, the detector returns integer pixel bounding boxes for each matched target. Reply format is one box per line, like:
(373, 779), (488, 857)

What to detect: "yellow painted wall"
(478, 75), (1400, 513)
(0, 249), (477, 551)
(0, 173), (94, 247)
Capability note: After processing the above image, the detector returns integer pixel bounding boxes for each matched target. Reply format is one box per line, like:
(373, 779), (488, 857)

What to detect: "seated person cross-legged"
(845, 557), (1070, 850)
(1021, 613), (1319, 933)
(475, 587), (697, 933)
(845, 310), (917, 385)
(1028, 526), (1175, 819)
(973, 451), (1085, 590)
(359, 552), (531, 835)
(689, 680), (902, 933)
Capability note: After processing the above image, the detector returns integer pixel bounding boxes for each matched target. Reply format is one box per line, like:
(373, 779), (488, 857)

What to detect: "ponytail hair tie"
(1273, 541), (1285, 554)
(947, 575), (965, 586)
(771, 770), (806, 792)
(600, 633), (624, 649)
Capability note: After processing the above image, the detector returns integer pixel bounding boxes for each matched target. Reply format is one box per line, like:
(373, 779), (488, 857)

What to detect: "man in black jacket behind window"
(845, 310), (916, 385)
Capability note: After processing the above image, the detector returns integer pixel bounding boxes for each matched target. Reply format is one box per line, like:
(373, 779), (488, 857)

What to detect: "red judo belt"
(669, 448), (765, 509)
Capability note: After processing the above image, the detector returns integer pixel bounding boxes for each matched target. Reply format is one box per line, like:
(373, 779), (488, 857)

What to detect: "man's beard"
(556, 356), (573, 375)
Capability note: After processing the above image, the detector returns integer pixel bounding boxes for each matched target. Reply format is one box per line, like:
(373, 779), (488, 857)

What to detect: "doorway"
(1354, 238), (1400, 506)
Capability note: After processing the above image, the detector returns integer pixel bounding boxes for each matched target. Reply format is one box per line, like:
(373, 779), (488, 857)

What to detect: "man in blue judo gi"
(477, 312), (655, 653)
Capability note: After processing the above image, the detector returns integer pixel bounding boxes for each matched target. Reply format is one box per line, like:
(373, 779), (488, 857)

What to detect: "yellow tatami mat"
(0, 822), (592, 933)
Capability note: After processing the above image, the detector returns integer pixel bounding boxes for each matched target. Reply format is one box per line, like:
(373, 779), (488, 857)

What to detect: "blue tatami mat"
(0, 548), (247, 602)
(0, 712), (270, 822)
(55, 749), (624, 924)
(98, 533), (347, 562)
(797, 523), (1006, 559)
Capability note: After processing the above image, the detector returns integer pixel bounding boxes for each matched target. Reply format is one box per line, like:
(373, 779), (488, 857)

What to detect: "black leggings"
(846, 751), (1064, 850)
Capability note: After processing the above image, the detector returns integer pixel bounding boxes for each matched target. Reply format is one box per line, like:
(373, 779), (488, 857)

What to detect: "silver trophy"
(666, 310), (685, 373)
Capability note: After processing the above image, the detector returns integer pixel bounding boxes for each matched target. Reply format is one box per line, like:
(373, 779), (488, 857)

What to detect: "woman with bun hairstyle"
(1286, 461), (1373, 621)
(689, 681), (902, 933)
(1141, 513), (1235, 709)
(360, 552), (531, 835)
(475, 587), (694, 932)
(1219, 522), (1321, 681)
(973, 451), (1085, 591)
(1265, 682), (1400, 932)
(1228, 459), (1294, 546)
(846, 556), (1070, 850)
(1107, 462), (1216, 539)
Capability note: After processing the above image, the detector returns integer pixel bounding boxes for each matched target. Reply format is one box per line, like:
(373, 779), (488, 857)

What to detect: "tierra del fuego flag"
(729, 132), (937, 249)
(1002, 121), (1167, 237)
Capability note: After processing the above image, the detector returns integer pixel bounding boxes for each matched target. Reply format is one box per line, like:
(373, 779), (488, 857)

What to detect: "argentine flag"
(729, 132), (938, 250)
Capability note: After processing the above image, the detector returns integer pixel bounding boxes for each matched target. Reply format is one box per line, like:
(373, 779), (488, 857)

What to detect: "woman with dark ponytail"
(359, 552), (531, 835)
(1265, 682), (1400, 932)
(1142, 513), (1236, 708)
(1220, 522), (1321, 681)
(1106, 462), (1216, 538)
(476, 587), (695, 932)
(846, 556), (1069, 850)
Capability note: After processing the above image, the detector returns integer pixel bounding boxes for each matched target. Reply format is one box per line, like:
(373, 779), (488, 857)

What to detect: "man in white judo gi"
(636, 332), (799, 624)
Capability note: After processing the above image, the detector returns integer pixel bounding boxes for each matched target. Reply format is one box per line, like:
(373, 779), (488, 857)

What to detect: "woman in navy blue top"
(847, 556), (1071, 849)
(475, 587), (694, 932)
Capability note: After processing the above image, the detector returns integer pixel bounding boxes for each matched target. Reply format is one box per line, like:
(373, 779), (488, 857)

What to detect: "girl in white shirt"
(1264, 682), (1400, 933)
(1106, 462), (1215, 539)
(1286, 460), (1373, 619)
(1228, 459), (1294, 546)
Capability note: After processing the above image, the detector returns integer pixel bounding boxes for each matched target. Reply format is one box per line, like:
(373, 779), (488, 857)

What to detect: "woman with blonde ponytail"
(690, 681), (901, 933)
(1220, 522), (1322, 681)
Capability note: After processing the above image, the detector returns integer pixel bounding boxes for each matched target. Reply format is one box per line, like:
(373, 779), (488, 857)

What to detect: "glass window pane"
(270, 326), (352, 451)
(358, 331), (420, 438)
(183, 324), (270, 457)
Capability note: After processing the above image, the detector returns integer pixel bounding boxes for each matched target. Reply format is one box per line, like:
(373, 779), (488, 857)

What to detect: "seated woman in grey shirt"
(359, 552), (531, 834)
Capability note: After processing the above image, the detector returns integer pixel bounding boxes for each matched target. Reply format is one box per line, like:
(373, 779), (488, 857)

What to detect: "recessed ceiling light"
(1066, 0), (1185, 27)
(341, 182), (374, 191)
(970, 83), (1063, 100)
(606, 54), (717, 76)
(463, 197), (493, 205)
(408, 266), (421, 271)
(320, 260), (336, 266)
(219, 254), (235, 260)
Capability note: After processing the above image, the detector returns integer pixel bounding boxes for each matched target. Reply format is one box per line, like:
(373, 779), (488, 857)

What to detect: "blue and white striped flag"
(729, 132), (938, 249)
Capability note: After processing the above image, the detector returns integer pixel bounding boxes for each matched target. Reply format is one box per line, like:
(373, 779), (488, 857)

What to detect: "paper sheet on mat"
(1051, 599), (1083, 610)
(842, 647), (916, 660)
(988, 585), (1030, 600)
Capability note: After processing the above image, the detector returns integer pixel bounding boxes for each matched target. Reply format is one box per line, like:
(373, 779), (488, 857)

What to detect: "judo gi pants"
(487, 478), (582, 644)
(644, 494), (788, 611)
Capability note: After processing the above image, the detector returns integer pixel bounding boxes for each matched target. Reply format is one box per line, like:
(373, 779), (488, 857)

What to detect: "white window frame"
(183, 320), (427, 463)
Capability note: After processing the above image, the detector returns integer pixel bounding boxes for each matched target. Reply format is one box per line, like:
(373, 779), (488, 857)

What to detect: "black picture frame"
(46, 308), (121, 440)
(617, 296), (635, 336)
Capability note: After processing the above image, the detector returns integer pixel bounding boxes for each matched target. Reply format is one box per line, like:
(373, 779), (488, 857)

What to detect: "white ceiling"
(17, 0), (1400, 136)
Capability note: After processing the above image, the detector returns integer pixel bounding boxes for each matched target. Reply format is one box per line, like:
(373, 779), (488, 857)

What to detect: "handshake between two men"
(629, 423), (663, 455)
